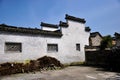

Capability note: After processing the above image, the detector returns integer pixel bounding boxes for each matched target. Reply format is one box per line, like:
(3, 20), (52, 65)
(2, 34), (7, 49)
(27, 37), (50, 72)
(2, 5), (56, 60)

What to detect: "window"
(5, 42), (22, 53)
(76, 44), (80, 51)
(47, 44), (58, 52)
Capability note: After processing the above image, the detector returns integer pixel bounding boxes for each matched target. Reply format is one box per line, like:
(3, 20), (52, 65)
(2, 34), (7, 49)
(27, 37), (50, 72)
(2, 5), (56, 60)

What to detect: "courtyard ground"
(0, 66), (120, 80)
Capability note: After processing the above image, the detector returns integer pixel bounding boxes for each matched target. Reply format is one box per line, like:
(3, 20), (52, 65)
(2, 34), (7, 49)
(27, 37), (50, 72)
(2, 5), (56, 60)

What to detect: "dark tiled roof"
(40, 22), (58, 28)
(114, 32), (120, 35)
(59, 21), (68, 27)
(85, 45), (100, 49)
(114, 32), (120, 39)
(85, 27), (91, 32)
(0, 24), (62, 37)
(90, 32), (102, 38)
(112, 37), (116, 40)
(65, 14), (86, 23)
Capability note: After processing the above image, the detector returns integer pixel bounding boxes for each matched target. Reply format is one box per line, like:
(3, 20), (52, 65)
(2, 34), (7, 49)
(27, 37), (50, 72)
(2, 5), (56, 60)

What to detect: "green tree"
(100, 35), (113, 50)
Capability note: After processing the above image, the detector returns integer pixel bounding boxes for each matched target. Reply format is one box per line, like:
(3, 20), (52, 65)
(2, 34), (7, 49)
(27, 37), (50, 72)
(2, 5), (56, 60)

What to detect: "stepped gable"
(59, 21), (68, 27)
(65, 14), (86, 23)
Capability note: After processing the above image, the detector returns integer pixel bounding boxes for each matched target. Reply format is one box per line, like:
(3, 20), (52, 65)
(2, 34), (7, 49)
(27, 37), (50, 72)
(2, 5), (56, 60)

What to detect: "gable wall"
(59, 20), (90, 62)
(91, 35), (102, 46)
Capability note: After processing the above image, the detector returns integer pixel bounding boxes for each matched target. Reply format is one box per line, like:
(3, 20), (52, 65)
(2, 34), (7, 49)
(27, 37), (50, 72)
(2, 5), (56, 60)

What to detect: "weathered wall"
(90, 35), (102, 46)
(0, 33), (45, 63)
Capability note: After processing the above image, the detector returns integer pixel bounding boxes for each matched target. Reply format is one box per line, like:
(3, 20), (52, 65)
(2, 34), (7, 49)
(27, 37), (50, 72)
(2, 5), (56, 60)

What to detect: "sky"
(0, 0), (120, 36)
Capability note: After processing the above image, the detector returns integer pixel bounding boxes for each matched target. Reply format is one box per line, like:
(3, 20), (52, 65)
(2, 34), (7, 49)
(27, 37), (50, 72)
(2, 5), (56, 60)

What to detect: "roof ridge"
(40, 22), (58, 28)
(90, 32), (102, 37)
(65, 14), (86, 23)
(0, 24), (62, 37)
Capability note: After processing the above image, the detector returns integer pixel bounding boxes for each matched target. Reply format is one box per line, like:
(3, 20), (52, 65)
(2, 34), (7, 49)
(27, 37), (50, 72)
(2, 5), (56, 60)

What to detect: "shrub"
(100, 35), (113, 50)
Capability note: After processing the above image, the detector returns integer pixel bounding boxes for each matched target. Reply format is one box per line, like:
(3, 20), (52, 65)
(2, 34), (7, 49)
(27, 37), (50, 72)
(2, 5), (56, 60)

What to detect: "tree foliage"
(100, 35), (113, 50)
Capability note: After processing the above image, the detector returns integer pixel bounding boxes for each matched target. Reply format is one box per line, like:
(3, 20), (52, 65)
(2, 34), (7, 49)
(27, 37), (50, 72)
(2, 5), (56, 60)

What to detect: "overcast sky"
(0, 0), (120, 36)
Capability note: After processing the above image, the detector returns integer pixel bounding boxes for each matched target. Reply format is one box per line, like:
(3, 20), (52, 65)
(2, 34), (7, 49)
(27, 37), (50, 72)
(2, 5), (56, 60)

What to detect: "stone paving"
(0, 66), (120, 80)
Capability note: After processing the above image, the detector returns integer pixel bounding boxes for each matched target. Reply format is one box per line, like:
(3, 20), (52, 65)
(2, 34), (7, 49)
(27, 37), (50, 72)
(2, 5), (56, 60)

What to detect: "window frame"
(47, 44), (58, 52)
(5, 42), (22, 53)
(76, 43), (80, 51)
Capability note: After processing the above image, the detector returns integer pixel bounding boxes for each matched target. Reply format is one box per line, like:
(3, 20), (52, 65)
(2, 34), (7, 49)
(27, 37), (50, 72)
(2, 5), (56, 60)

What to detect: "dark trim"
(47, 44), (58, 52)
(114, 32), (120, 39)
(76, 43), (80, 51)
(40, 22), (58, 28)
(65, 14), (86, 23)
(0, 24), (62, 37)
(85, 45), (100, 49)
(90, 32), (102, 38)
(5, 42), (22, 53)
(59, 21), (68, 27)
(85, 27), (91, 32)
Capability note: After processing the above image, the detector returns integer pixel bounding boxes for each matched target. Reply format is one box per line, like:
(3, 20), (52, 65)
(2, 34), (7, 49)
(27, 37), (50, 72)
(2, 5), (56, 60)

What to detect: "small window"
(76, 44), (80, 51)
(47, 44), (58, 52)
(5, 42), (22, 53)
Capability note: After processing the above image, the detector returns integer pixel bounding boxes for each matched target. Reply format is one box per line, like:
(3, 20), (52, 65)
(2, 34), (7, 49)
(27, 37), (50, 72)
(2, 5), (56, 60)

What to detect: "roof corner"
(65, 14), (86, 23)
(59, 21), (68, 27)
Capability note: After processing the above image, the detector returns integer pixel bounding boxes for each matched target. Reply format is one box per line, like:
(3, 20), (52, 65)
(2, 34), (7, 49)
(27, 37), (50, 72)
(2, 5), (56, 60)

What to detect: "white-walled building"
(0, 14), (90, 64)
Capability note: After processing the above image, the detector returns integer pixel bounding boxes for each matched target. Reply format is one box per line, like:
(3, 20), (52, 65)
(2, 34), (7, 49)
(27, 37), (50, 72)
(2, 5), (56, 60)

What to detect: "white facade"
(42, 27), (58, 31)
(0, 15), (90, 64)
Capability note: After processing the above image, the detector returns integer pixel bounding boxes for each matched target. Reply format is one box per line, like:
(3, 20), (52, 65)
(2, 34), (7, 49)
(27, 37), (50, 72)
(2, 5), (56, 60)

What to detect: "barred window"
(47, 44), (58, 52)
(76, 44), (80, 51)
(5, 42), (22, 53)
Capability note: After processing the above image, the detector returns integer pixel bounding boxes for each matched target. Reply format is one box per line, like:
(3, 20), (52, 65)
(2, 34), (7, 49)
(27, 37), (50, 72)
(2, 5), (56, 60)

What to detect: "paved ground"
(0, 66), (120, 80)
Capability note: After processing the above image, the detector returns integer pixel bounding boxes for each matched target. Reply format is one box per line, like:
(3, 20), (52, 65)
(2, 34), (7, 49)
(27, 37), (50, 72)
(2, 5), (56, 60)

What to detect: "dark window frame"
(5, 42), (22, 53)
(47, 44), (58, 52)
(76, 44), (80, 51)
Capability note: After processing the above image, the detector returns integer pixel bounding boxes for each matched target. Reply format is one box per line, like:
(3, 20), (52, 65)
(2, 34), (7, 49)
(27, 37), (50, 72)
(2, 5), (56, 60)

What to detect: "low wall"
(85, 49), (120, 69)
(85, 50), (111, 66)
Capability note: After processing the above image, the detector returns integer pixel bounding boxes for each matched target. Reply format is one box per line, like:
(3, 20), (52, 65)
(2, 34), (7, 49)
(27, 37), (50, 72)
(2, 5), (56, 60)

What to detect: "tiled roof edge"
(0, 24), (62, 37)
(65, 14), (86, 23)
(85, 27), (91, 32)
(90, 32), (102, 38)
(40, 22), (58, 28)
(59, 21), (68, 27)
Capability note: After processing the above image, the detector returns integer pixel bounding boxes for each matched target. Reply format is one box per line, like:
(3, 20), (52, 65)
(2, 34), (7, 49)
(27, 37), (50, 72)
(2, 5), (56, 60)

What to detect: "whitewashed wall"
(42, 27), (58, 31)
(0, 20), (90, 64)
(59, 20), (90, 63)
